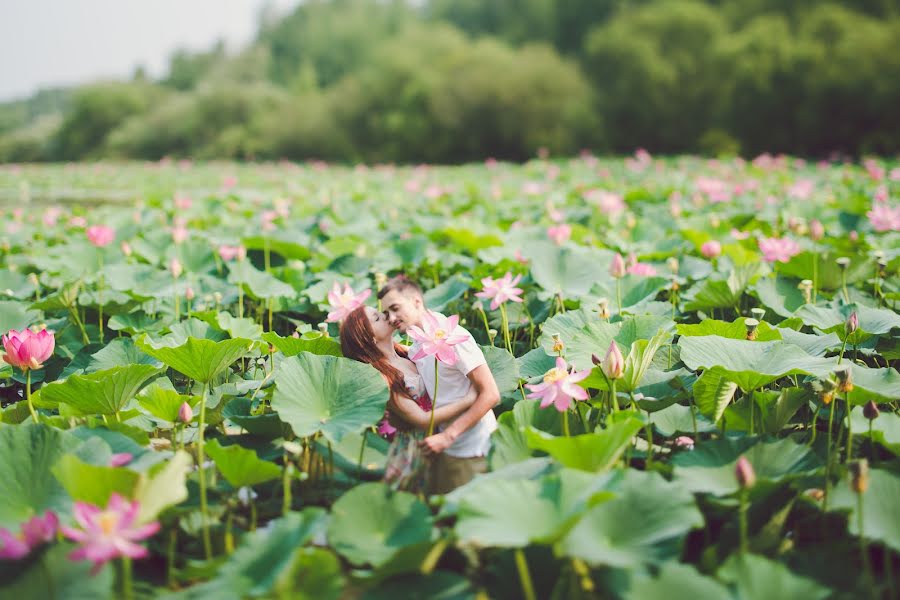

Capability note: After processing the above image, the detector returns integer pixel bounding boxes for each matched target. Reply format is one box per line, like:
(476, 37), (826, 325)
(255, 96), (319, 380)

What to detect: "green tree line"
(1, 0), (898, 162)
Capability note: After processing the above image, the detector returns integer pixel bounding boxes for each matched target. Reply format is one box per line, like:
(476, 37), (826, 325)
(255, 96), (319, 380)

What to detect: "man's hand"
(419, 431), (455, 457)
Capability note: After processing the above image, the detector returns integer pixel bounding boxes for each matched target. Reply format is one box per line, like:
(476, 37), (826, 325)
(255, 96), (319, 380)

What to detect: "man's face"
(381, 289), (424, 334)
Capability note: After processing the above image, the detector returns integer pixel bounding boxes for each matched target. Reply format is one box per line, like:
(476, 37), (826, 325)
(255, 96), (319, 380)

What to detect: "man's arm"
(419, 364), (500, 456)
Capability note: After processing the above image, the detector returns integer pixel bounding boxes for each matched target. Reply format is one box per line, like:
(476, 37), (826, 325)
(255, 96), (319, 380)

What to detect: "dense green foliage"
(1, 0), (899, 162)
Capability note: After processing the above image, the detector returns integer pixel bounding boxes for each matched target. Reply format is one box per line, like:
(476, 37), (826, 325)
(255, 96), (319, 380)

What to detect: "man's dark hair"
(377, 274), (423, 300)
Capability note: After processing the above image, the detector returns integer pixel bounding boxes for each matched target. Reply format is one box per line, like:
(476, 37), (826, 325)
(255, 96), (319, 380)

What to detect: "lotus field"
(0, 154), (899, 599)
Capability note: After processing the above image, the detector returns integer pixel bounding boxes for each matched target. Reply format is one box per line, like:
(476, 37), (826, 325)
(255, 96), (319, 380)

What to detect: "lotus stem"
(561, 409), (570, 437)
(167, 528), (177, 588)
(25, 369), (38, 423)
(121, 556), (133, 600)
(858, 491), (874, 594)
(845, 391), (853, 463)
(267, 297), (273, 332)
(812, 256), (818, 303)
(739, 488), (749, 555)
(477, 304), (493, 346)
(514, 548), (537, 600)
(283, 456), (293, 515)
(264, 238), (271, 273)
(615, 279), (622, 316)
(824, 399), (836, 510)
(500, 303), (512, 354)
(197, 381), (212, 559)
(610, 379), (620, 413)
(225, 504), (235, 554)
(357, 429), (368, 481)
(645, 410), (654, 468)
(428, 356), (438, 436)
(98, 272), (104, 344)
(868, 420), (874, 463)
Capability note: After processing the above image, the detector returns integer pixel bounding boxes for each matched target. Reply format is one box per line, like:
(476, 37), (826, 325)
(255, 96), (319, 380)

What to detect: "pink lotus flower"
(525, 357), (590, 412)
(627, 262), (657, 277)
(222, 175), (238, 189)
(598, 340), (624, 379)
(178, 401), (193, 423)
(787, 179), (814, 200)
(407, 312), (470, 365)
(701, 240), (722, 259)
(867, 203), (900, 232)
(174, 195), (192, 210)
(218, 245), (245, 262)
(475, 272), (524, 310)
(547, 224), (571, 245)
(809, 219), (825, 241)
(69, 216), (87, 228)
(377, 416), (397, 438)
(169, 258), (183, 278)
(730, 228), (751, 241)
(171, 225), (189, 244)
(43, 207), (63, 227)
(610, 253), (626, 278)
(758, 237), (801, 263)
(0, 512), (58, 559)
(674, 436), (695, 450)
(325, 282), (371, 323)
(60, 493), (160, 575)
(109, 453), (133, 467)
(86, 225), (115, 247)
(2, 328), (55, 371)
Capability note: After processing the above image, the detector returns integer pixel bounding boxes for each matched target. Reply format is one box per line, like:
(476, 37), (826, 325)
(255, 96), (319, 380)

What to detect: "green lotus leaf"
(84, 337), (162, 372)
(481, 345), (520, 394)
(328, 483), (433, 567)
(752, 276), (806, 319)
(227, 260), (296, 300)
(262, 331), (342, 357)
(677, 318), (781, 341)
(0, 300), (41, 333)
(134, 450), (193, 524)
(136, 335), (253, 383)
(672, 437), (821, 495)
(692, 367), (739, 422)
(490, 398), (587, 469)
(39, 364), (164, 416)
(525, 416), (643, 472)
(424, 274), (470, 313)
(525, 242), (616, 298)
(849, 409), (900, 456)
(626, 562), (730, 600)
(272, 353), (388, 443)
(52, 453), (141, 506)
(0, 542), (114, 599)
(831, 468), (900, 552)
(205, 438), (282, 488)
(651, 403), (717, 437)
(682, 264), (761, 311)
(794, 301), (900, 343)
(138, 382), (199, 424)
(717, 552), (830, 600)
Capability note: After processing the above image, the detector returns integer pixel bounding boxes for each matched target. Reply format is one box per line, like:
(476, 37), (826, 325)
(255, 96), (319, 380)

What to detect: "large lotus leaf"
(626, 562), (730, 600)
(52, 453), (141, 506)
(490, 399), (586, 469)
(453, 469), (616, 548)
(794, 302), (900, 342)
(588, 275), (669, 309)
(136, 335), (253, 383)
(679, 336), (834, 391)
(424, 274), (470, 313)
(677, 318), (781, 341)
(752, 276), (806, 318)
(652, 403), (717, 437)
(517, 347), (557, 381)
(849, 409), (900, 456)
(107, 310), (167, 335)
(777, 250), (871, 291)
(559, 469), (703, 567)
(481, 345), (520, 393)
(215, 311), (264, 340)
(0, 542), (114, 600)
(205, 438), (281, 488)
(846, 363), (900, 404)
(0, 300), (41, 333)
(103, 262), (172, 299)
(0, 424), (78, 528)
(262, 331), (342, 357)
(272, 353), (388, 443)
(525, 416), (643, 472)
(39, 364), (163, 416)
(84, 337), (162, 372)
(682, 264), (761, 311)
(311, 429), (391, 477)
(328, 483), (433, 567)
(778, 328), (841, 357)
(830, 468), (900, 552)
(692, 367), (739, 422)
(717, 553), (830, 600)
(672, 437), (821, 495)
(243, 234), (312, 261)
(222, 397), (286, 438)
(361, 571), (475, 600)
(138, 382), (200, 424)
(165, 318), (228, 343)
(134, 450), (192, 524)
(525, 241), (616, 298)
(227, 260), (296, 300)
(619, 328), (672, 392)
(0, 269), (34, 299)
(163, 509), (329, 600)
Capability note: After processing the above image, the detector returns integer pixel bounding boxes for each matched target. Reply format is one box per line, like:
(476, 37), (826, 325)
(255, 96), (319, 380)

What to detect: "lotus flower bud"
(744, 318), (760, 341)
(798, 279), (813, 304)
(169, 258), (183, 279)
(667, 257), (679, 274)
(185, 287), (195, 301)
(735, 456), (756, 489)
(845, 312), (858, 335)
(488, 328), (498, 341)
(599, 341), (624, 379)
(610, 253), (626, 279)
(809, 219), (824, 241)
(863, 400), (879, 421)
(701, 240), (722, 259)
(178, 401), (193, 423)
(597, 297), (610, 320)
(836, 257), (850, 271)
(751, 308), (766, 322)
(551, 333), (564, 355)
(109, 453), (133, 467)
(849, 459), (869, 494)
(833, 364), (853, 393)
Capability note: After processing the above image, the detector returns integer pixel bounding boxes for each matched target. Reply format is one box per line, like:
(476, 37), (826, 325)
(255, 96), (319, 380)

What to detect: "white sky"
(0, 0), (301, 101)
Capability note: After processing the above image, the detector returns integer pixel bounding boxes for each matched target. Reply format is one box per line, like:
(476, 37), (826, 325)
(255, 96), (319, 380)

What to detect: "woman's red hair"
(340, 306), (413, 401)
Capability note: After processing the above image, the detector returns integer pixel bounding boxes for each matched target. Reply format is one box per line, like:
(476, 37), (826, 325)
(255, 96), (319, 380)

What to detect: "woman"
(340, 305), (476, 491)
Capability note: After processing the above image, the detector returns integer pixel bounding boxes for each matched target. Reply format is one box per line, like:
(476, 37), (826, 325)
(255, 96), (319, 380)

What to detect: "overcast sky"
(0, 0), (301, 101)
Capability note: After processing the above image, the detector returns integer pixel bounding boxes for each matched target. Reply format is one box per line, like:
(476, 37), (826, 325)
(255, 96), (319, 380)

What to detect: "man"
(379, 275), (500, 494)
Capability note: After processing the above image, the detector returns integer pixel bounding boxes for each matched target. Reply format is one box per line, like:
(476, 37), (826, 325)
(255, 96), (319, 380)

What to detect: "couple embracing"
(339, 275), (500, 495)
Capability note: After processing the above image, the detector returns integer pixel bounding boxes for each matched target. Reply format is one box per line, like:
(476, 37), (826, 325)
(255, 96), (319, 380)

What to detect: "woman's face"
(365, 306), (393, 343)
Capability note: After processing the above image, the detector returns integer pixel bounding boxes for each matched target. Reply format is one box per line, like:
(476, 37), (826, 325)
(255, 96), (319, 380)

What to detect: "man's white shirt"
(408, 313), (497, 458)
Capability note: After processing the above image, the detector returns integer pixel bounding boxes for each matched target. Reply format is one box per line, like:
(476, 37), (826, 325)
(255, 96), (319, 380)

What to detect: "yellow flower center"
(543, 367), (567, 384)
(97, 511), (119, 535)
(434, 329), (447, 340)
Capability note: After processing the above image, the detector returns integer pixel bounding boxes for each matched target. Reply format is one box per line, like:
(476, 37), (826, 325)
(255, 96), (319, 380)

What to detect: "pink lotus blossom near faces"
(407, 312), (470, 366)
(758, 237), (801, 263)
(0, 512), (58, 559)
(701, 240), (722, 259)
(547, 224), (571, 245)
(325, 282), (371, 323)
(475, 272), (524, 310)
(60, 493), (160, 575)
(2, 328), (55, 371)
(86, 225), (115, 247)
(525, 356), (590, 412)
(867, 203), (900, 232)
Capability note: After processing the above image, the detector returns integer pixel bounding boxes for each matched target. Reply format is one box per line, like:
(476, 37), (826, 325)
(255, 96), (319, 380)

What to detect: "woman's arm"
(387, 389), (477, 431)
